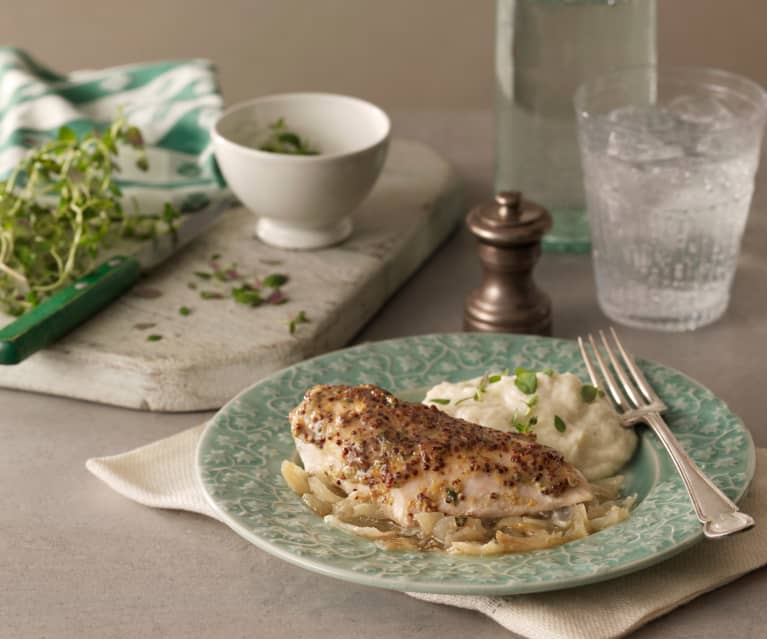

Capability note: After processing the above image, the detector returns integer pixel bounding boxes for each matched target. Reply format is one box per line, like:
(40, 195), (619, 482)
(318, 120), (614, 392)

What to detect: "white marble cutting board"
(0, 139), (464, 411)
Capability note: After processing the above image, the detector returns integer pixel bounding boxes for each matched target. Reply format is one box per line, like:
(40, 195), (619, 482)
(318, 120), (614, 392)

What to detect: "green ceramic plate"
(197, 333), (755, 595)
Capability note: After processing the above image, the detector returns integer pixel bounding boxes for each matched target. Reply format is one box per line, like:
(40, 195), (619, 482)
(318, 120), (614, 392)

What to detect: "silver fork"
(578, 327), (754, 539)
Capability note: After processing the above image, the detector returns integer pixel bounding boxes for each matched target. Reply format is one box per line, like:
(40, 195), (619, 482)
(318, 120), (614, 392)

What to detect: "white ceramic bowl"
(212, 93), (390, 249)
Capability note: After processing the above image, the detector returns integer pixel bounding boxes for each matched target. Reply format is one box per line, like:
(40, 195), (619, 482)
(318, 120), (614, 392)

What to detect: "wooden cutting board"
(0, 139), (464, 411)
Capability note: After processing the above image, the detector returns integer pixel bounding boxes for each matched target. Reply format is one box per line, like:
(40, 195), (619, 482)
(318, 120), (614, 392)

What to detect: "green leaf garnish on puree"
(429, 398), (451, 405)
(146, 334), (163, 342)
(514, 368), (538, 394)
(554, 415), (567, 432)
(581, 384), (599, 403)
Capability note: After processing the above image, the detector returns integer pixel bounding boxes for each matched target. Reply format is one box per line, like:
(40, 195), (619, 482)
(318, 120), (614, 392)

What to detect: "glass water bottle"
(495, 0), (657, 252)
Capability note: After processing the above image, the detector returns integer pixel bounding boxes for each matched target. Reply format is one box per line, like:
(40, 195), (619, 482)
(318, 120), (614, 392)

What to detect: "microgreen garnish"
(259, 118), (319, 155)
(513, 420), (535, 434)
(232, 284), (263, 307)
(146, 334), (163, 342)
(429, 398), (451, 405)
(133, 322), (156, 330)
(581, 384), (599, 403)
(200, 290), (224, 300)
(526, 395), (538, 408)
(542, 368), (555, 377)
(529, 416), (538, 426)
(179, 306), (191, 316)
(194, 271), (212, 280)
(445, 487), (459, 504)
(262, 273), (288, 288)
(0, 116), (183, 315)
(514, 368), (538, 394)
(554, 415), (567, 433)
(454, 396), (473, 406)
(289, 310), (310, 335)
(473, 373), (491, 401)
(488, 374), (502, 384)
(0, 117), (183, 315)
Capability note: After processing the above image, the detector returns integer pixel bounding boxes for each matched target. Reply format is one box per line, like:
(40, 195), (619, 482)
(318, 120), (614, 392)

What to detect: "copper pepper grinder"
(464, 191), (553, 336)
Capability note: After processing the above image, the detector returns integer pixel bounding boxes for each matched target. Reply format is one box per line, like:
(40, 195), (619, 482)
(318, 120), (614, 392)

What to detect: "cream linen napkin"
(86, 425), (767, 639)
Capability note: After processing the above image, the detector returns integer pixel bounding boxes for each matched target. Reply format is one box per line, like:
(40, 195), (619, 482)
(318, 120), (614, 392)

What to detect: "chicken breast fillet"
(289, 384), (593, 527)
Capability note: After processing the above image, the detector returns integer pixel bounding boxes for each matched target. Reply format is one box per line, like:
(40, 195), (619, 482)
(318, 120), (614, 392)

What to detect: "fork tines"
(577, 328), (665, 416)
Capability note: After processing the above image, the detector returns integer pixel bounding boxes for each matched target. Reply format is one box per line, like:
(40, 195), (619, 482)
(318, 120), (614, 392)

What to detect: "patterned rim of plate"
(197, 333), (755, 595)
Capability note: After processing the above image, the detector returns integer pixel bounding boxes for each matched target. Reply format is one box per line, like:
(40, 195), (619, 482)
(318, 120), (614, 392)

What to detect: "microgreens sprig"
(0, 117), (178, 316)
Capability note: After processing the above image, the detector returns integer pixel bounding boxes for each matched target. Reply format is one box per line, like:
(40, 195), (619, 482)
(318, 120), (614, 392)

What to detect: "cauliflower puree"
(423, 370), (637, 480)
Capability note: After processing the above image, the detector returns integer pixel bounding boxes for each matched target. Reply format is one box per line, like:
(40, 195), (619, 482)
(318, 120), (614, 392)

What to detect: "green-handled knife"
(0, 202), (229, 365)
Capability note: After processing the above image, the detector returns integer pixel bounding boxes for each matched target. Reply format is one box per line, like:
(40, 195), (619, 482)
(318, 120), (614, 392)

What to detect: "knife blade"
(0, 200), (230, 365)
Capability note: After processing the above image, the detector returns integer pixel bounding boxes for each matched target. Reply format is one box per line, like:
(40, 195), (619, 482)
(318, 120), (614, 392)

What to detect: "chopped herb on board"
(289, 310), (310, 335)
(232, 285), (263, 307)
(262, 273), (288, 288)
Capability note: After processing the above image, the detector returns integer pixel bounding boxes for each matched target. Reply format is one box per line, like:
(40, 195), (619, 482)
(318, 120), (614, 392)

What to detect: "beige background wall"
(2, 0), (765, 108)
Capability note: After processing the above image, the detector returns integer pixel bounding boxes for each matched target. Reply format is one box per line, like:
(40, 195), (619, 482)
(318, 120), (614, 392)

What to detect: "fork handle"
(645, 412), (754, 538)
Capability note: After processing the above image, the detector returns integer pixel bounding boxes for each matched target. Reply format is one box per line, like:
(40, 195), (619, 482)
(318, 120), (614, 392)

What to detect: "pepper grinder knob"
(463, 190), (553, 336)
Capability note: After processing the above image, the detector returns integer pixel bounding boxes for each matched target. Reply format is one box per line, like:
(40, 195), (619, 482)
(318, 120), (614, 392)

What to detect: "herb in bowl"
(258, 118), (318, 156)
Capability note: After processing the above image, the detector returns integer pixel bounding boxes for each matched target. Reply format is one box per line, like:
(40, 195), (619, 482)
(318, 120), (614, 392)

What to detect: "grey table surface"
(2, 111), (766, 638)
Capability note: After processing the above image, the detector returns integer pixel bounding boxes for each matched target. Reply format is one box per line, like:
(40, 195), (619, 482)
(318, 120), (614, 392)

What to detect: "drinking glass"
(575, 67), (767, 331)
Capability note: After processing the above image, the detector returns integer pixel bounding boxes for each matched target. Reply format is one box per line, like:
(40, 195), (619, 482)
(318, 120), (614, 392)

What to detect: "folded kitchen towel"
(0, 47), (226, 213)
(87, 426), (767, 639)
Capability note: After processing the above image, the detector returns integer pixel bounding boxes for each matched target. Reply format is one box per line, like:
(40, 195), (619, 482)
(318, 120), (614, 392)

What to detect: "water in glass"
(579, 78), (765, 331)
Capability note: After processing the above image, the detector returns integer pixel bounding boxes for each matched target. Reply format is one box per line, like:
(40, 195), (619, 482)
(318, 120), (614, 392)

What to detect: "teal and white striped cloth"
(0, 47), (227, 213)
